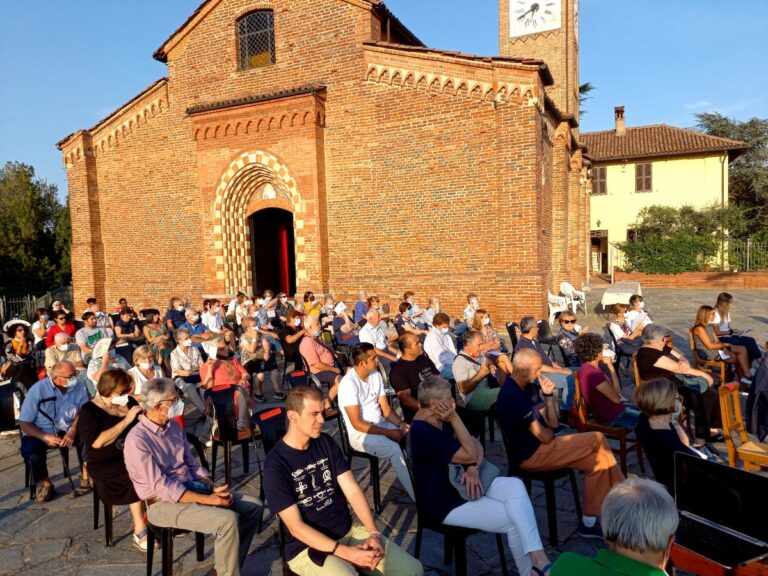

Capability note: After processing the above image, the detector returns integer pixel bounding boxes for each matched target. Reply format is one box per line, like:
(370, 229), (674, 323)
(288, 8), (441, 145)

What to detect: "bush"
(616, 234), (719, 274)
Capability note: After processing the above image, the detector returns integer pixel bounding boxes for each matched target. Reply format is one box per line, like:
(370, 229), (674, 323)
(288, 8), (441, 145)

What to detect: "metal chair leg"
(210, 442), (219, 482)
(371, 459), (381, 515)
(454, 534), (467, 576)
(414, 520), (423, 558)
(569, 470), (583, 518)
(544, 479), (559, 545)
(93, 488), (100, 530)
(195, 532), (205, 561)
(224, 442), (232, 486)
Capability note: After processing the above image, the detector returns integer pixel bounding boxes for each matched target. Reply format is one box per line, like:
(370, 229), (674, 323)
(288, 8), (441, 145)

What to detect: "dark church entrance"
(249, 208), (296, 296)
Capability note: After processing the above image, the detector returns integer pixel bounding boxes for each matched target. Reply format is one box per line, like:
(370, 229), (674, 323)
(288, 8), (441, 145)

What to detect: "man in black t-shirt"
(263, 386), (423, 576)
(390, 333), (439, 422)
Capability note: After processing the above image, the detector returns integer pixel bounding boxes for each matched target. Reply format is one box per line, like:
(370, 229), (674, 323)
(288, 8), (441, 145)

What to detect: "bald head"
(511, 348), (542, 385)
(366, 308), (380, 324)
(54, 332), (70, 345)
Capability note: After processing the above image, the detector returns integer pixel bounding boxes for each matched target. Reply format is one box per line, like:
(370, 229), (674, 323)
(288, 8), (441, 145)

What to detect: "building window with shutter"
(237, 10), (275, 70)
(635, 162), (652, 192)
(592, 166), (607, 195)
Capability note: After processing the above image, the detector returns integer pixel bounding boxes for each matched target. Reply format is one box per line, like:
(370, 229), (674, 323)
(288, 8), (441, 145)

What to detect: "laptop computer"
(675, 452), (768, 569)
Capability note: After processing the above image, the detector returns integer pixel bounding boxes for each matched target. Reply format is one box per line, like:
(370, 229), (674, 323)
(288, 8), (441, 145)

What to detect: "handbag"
(448, 459), (500, 501)
(674, 373), (709, 393)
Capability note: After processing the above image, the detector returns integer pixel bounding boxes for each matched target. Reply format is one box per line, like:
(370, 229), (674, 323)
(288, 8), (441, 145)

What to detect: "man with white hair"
(496, 348), (624, 539)
(45, 332), (85, 373)
(353, 290), (368, 324)
(551, 478), (678, 575)
(298, 315), (341, 405)
(358, 308), (399, 369)
(179, 308), (214, 354)
(124, 378), (262, 576)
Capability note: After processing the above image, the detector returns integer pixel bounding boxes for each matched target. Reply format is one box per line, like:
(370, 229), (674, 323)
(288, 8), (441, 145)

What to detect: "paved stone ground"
(0, 287), (764, 576)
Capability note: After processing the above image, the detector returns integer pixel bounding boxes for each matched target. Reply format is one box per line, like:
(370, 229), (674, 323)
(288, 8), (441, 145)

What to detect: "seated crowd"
(3, 288), (765, 576)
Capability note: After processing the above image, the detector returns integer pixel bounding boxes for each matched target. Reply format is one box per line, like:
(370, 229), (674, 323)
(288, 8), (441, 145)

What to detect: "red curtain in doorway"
(278, 220), (289, 293)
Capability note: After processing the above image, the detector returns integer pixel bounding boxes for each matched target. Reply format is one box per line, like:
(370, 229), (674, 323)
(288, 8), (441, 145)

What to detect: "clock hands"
(517, 3), (540, 22)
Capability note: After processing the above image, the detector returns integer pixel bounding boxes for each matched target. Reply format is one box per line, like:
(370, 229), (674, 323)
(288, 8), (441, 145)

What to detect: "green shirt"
(552, 549), (668, 576)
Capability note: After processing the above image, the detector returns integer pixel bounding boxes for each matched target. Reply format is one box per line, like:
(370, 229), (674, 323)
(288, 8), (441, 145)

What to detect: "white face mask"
(257, 298), (265, 306)
(313, 330), (321, 337)
(183, 338), (193, 347)
(639, 301), (645, 310)
(111, 394), (130, 406)
(66, 376), (78, 389)
(470, 298), (478, 309)
(190, 315), (199, 323)
(167, 398), (185, 418)
(58, 344), (69, 352)
(139, 360), (154, 370)
(213, 307), (220, 314)
(280, 297), (287, 303)
(482, 317), (490, 326)
(176, 305), (185, 312)
(440, 327), (450, 335)
(293, 318), (302, 327)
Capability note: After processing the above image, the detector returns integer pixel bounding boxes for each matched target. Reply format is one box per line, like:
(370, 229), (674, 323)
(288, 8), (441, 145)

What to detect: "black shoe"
(272, 392), (286, 401)
(254, 395), (266, 403)
(576, 519), (602, 539)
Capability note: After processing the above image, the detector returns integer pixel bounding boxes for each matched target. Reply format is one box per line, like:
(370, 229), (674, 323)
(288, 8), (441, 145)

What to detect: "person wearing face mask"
(19, 361), (91, 502)
(201, 298), (225, 333)
(170, 328), (203, 384)
(633, 378), (704, 495)
(625, 294), (652, 332)
(85, 297), (113, 331)
(124, 378), (262, 576)
(240, 317), (284, 403)
(463, 293), (480, 325)
(31, 307), (54, 349)
(87, 338), (132, 398)
(44, 332), (85, 374)
(303, 290), (321, 318)
(179, 308), (215, 356)
(46, 311), (77, 348)
(394, 302), (429, 338)
(423, 312), (457, 380)
(421, 297), (440, 327)
(279, 309), (307, 371)
(164, 296), (188, 334)
(201, 339), (252, 431)
(299, 316), (342, 408)
(275, 291), (294, 326)
(3, 322), (37, 387)
(128, 346), (165, 397)
(471, 309), (502, 354)
(77, 369), (157, 551)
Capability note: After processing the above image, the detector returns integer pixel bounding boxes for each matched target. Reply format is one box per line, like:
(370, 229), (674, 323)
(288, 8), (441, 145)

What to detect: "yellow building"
(582, 106), (748, 275)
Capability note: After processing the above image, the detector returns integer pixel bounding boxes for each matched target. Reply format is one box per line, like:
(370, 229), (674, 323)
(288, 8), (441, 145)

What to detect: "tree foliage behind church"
(0, 162), (71, 294)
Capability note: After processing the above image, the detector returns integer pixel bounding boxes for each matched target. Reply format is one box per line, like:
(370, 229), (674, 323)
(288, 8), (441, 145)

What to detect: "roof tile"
(581, 124), (748, 162)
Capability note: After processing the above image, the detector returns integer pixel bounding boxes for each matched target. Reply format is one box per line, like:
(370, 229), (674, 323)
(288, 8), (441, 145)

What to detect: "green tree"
(579, 82), (595, 117)
(0, 162), (70, 294)
(695, 112), (768, 234)
(615, 204), (743, 273)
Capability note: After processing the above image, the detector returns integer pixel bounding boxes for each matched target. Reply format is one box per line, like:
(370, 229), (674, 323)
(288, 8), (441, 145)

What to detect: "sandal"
(132, 528), (160, 552)
(531, 563), (552, 576)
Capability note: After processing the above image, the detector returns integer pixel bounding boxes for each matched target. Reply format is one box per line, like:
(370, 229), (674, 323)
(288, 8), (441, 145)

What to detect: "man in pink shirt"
(298, 315), (341, 407)
(124, 377), (261, 576)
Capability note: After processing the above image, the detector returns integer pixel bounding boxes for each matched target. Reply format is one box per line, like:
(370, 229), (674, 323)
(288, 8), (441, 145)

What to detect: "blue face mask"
(406, 309), (413, 317)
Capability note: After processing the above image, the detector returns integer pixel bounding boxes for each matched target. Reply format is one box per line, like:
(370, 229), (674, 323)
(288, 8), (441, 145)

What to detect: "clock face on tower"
(510, 0), (562, 37)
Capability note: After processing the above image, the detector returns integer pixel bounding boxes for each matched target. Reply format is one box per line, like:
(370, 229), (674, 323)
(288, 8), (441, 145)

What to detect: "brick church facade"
(58, 0), (588, 320)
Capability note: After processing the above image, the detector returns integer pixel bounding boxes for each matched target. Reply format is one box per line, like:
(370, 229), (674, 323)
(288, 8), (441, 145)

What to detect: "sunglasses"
(562, 320), (576, 325)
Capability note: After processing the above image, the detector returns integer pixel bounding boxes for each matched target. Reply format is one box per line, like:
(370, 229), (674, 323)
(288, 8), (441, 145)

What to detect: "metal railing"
(0, 286), (73, 325)
(728, 238), (768, 272)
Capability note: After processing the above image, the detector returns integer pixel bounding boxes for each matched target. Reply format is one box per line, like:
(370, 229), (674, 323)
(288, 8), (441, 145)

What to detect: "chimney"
(615, 105), (626, 136)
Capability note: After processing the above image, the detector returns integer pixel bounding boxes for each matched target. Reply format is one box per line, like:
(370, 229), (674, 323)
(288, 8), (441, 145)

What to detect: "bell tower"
(499, 0), (580, 121)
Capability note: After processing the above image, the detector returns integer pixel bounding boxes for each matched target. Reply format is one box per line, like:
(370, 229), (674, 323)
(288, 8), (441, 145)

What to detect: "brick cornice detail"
(61, 81), (169, 168)
(190, 93), (325, 143)
(363, 47), (540, 108)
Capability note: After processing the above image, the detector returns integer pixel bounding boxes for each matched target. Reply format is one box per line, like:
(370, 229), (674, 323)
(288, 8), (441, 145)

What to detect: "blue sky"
(1, 0), (766, 200)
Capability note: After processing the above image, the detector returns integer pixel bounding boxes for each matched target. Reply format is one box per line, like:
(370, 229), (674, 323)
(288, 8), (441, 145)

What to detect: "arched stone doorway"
(211, 150), (307, 296)
(248, 207), (296, 296)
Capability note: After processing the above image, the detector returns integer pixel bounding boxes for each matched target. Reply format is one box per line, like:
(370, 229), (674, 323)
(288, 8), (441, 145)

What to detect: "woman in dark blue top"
(634, 378), (701, 494)
(408, 375), (551, 576)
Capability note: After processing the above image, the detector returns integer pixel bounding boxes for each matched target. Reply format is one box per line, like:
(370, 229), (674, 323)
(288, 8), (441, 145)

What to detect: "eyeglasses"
(562, 320), (576, 325)
(157, 396), (179, 406)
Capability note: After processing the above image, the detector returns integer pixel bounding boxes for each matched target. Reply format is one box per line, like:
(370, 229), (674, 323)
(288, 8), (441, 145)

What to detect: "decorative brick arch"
(212, 151), (305, 294)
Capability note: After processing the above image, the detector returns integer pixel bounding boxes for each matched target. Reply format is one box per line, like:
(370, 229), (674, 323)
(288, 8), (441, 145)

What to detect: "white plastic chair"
(560, 282), (586, 314)
(547, 291), (569, 324)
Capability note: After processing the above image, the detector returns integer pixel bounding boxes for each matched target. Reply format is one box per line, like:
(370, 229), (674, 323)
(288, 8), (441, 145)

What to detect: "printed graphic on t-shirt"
(291, 457), (336, 512)
(86, 330), (105, 347)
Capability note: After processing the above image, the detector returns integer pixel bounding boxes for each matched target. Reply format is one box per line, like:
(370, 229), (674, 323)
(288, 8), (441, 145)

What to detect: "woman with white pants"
(408, 374), (551, 576)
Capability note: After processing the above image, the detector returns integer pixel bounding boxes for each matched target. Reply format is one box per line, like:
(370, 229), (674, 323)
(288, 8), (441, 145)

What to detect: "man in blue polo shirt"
(19, 360), (90, 502)
(178, 308), (214, 354)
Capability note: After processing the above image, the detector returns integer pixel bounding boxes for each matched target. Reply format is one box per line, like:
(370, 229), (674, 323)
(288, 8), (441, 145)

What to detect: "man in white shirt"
(337, 343), (414, 501)
(462, 293), (479, 325)
(202, 299), (225, 333)
(423, 312), (457, 380)
(358, 309), (399, 369)
(75, 312), (114, 364)
(226, 291), (246, 320)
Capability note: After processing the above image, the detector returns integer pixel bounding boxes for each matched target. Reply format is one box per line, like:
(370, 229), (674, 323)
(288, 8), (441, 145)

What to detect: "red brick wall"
(615, 271), (768, 290)
(59, 0), (586, 323)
